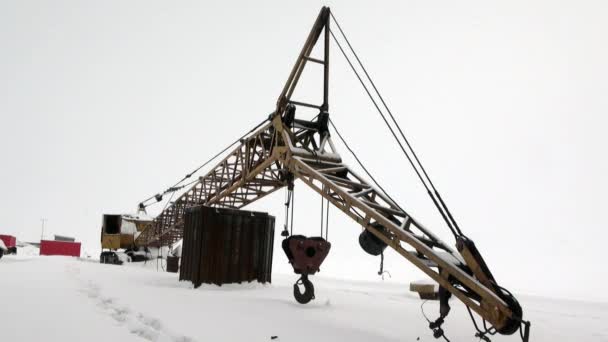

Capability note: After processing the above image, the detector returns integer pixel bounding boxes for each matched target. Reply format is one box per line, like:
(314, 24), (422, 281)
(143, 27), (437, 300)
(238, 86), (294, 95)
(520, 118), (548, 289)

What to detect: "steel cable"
(330, 13), (464, 236)
(328, 118), (403, 213)
(139, 116), (270, 208)
(328, 28), (459, 238)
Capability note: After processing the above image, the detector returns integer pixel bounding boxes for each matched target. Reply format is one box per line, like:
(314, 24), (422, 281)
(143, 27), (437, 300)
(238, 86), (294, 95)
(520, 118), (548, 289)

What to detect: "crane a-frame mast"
(135, 7), (528, 340)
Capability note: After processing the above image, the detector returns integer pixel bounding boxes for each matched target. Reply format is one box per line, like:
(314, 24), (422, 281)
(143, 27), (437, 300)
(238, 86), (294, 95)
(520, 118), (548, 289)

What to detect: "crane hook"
(293, 274), (315, 304)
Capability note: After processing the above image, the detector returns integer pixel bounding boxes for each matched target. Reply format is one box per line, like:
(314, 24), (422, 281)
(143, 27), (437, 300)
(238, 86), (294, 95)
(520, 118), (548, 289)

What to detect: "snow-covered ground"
(0, 254), (607, 342)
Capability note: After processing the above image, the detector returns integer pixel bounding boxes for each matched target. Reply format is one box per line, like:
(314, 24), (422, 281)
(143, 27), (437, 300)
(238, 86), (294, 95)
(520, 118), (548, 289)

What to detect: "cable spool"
(359, 223), (388, 256)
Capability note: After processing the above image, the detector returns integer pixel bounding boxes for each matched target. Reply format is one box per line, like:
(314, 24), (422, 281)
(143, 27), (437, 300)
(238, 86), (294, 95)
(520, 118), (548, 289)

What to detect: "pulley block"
(282, 235), (331, 275)
(282, 235), (331, 304)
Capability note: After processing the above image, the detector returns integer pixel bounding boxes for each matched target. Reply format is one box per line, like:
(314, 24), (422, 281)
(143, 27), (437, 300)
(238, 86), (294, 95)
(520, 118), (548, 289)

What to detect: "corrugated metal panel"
(40, 240), (81, 257)
(180, 206), (274, 287)
(0, 235), (16, 248)
(166, 256), (179, 273)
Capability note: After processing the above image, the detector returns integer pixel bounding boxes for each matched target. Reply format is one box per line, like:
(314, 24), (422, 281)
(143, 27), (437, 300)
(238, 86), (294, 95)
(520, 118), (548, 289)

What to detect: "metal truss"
(133, 6), (526, 340)
(135, 122), (288, 247)
(287, 153), (512, 328)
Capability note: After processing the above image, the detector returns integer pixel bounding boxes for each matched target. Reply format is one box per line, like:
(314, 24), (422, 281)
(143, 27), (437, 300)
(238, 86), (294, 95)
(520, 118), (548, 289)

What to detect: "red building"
(0, 235), (16, 249)
(40, 240), (81, 257)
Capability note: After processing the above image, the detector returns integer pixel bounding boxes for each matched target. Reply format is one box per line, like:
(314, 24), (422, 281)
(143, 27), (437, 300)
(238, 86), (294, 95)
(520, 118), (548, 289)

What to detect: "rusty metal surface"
(166, 256), (179, 273)
(134, 7), (334, 248)
(281, 236), (331, 275)
(135, 122), (285, 247)
(129, 6), (527, 336)
(179, 205), (274, 287)
(102, 214), (150, 250)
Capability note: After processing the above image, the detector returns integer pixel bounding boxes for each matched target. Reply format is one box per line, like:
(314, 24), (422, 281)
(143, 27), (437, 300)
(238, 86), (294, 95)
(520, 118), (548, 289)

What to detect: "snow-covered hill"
(0, 256), (606, 342)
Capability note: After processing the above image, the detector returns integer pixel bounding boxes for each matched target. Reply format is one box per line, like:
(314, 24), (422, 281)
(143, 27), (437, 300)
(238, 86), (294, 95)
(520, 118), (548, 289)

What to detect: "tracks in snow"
(68, 264), (195, 342)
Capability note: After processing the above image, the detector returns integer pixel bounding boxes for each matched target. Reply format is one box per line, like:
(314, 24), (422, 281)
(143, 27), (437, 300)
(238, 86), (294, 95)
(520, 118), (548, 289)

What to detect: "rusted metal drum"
(180, 205), (275, 287)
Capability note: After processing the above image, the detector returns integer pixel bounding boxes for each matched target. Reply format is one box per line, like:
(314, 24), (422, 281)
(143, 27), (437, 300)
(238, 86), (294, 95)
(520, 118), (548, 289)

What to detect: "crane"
(134, 7), (530, 341)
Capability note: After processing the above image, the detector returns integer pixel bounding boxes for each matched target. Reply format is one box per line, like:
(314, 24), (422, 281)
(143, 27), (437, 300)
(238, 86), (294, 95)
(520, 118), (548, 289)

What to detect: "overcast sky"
(1, 0), (607, 302)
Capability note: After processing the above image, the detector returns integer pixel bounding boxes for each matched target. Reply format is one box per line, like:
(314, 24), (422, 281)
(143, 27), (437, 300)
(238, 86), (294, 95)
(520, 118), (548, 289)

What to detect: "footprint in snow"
(127, 321), (160, 342)
(137, 313), (163, 331)
(73, 271), (195, 342)
(110, 306), (131, 323)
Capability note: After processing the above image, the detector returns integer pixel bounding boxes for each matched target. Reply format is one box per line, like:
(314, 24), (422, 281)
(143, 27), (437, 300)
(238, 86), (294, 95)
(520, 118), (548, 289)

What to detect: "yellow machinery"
(128, 7), (531, 341)
(101, 214), (152, 250)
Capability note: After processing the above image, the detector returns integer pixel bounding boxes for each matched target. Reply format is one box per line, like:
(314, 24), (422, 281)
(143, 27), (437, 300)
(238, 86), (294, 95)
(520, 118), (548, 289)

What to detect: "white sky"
(1, 0), (607, 302)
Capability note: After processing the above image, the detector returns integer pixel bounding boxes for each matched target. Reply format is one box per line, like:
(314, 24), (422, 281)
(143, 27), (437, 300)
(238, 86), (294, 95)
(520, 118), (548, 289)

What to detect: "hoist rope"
(153, 188), (176, 271)
(330, 12), (438, 193)
(324, 197), (330, 240)
(139, 116), (270, 209)
(319, 190), (331, 240)
(329, 118), (403, 213)
(377, 252), (391, 280)
(332, 10), (531, 342)
(320, 192), (324, 237)
(283, 189), (291, 235)
(290, 189), (295, 236)
(329, 15), (463, 238)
